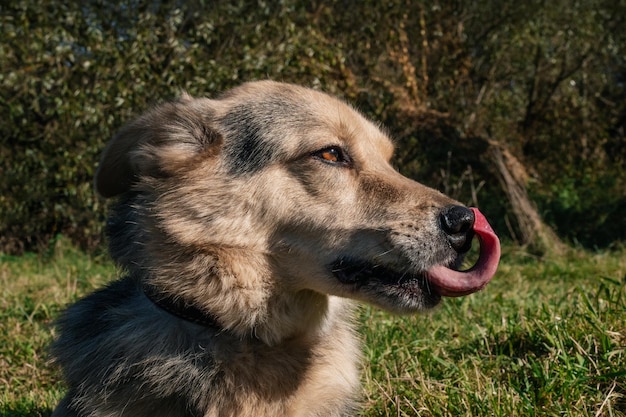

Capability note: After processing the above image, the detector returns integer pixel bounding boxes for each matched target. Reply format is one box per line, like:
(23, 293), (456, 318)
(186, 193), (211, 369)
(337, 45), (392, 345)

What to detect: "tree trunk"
(489, 143), (565, 255)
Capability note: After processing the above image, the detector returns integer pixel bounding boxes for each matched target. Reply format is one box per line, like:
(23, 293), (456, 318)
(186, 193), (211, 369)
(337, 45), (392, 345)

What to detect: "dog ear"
(95, 94), (221, 198)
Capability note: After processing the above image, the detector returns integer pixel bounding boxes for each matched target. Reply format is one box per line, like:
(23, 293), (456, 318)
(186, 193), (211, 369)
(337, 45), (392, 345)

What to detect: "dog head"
(95, 81), (499, 325)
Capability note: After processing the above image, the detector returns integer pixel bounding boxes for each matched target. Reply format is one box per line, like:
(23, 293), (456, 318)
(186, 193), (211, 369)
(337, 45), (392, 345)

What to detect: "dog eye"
(313, 146), (350, 166)
(320, 148), (341, 162)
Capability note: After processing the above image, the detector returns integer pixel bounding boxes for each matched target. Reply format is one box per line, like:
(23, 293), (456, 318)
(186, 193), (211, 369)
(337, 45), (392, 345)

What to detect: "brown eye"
(312, 146), (351, 166)
(321, 148), (340, 162)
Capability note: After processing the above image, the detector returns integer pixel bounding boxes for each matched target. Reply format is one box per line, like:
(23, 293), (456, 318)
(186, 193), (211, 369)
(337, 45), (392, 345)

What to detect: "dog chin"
(330, 258), (443, 312)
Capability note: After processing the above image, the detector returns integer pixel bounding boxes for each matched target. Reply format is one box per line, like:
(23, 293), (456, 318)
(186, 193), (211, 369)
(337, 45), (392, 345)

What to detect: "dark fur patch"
(219, 96), (314, 174)
(220, 104), (277, 174)
(50, 278), (141, 380)
(105, 192), (148, 271)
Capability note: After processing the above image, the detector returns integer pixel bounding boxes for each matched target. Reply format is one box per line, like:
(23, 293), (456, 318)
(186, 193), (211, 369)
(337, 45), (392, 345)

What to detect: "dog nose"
(439, 205), (475, 253)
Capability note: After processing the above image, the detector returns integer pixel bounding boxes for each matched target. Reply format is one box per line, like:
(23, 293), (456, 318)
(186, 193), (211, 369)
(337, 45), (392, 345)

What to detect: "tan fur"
(51, 81), (469, 417)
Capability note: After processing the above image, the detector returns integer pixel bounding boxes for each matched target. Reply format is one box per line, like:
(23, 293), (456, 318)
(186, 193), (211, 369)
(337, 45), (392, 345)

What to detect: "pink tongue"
(426, 208), (500, 297)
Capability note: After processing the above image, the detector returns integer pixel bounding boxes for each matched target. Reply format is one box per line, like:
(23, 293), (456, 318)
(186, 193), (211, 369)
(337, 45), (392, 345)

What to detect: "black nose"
(439, 205), (475, 253)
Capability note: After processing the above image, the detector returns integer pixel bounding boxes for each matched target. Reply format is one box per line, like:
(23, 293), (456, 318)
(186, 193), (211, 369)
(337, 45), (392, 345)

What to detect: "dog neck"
(142, 285), (222, 329)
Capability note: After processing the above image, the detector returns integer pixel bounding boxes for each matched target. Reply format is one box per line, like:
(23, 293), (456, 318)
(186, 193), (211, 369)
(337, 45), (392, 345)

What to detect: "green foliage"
(1, 0), (625, 252)
(533, 169), (626, 247)
(1, 242), (625, 415)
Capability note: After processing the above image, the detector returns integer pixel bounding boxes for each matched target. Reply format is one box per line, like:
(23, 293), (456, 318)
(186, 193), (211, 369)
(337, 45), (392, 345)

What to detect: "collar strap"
(143, 285), (221, 328)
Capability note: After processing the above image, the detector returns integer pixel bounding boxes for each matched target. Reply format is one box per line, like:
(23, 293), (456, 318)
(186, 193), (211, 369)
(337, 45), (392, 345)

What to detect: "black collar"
(143, 285), (221, 328)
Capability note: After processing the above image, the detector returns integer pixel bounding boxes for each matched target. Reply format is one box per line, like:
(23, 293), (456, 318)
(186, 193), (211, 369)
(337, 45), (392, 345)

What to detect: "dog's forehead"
(290, 85), (394, 155)
(216, 81), (394, 172)
(328, 105), (395, 161)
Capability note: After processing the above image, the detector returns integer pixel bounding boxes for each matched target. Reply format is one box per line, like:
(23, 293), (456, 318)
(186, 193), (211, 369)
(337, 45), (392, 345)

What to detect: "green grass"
(0, 241), (112, 417)
(1, 239), (625, 416)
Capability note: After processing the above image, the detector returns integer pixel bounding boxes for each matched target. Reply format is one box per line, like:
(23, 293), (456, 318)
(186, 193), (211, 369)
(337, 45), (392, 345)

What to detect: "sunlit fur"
(51, 81), (461, 417)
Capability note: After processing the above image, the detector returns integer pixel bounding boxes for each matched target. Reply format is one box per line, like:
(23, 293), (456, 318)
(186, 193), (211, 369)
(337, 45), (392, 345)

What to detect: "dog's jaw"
(329, 257), (442, 312)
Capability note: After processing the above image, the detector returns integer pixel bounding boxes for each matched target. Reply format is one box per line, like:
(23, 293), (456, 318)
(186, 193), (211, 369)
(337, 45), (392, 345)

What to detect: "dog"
(51, 81), (500, 417)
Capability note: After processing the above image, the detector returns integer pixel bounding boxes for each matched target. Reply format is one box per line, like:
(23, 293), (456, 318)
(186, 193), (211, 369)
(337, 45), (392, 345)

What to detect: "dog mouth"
(330, 208), (500, 300)
(331, 259), (434, 293)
